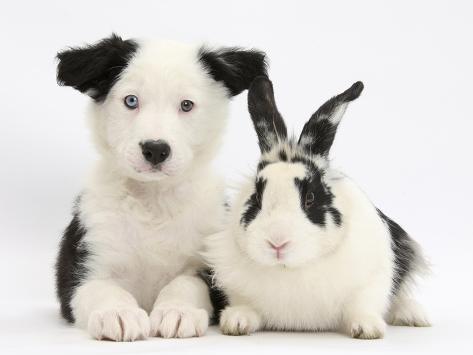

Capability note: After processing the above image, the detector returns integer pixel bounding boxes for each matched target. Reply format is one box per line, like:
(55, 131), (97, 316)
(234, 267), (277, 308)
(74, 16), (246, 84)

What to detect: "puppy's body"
(71, 160), (224, 314)
(55, 35), (267, 341)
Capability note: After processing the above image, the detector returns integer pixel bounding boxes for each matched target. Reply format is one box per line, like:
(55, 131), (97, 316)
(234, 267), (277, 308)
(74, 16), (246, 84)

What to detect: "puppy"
(55, 34), (266, 341)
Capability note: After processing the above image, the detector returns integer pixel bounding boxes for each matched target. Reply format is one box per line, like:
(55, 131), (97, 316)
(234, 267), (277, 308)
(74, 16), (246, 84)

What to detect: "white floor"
(1, 300), (471, 355)
(1, 237), (472, 355)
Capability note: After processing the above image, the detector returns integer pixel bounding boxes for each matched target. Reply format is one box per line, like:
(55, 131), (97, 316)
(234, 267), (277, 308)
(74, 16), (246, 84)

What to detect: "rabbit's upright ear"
(298, 81), (364, 157)
(248, 76), (287, 153)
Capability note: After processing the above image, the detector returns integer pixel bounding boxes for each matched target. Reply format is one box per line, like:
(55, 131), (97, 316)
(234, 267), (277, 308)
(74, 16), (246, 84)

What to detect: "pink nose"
(267, 240), (290, 260)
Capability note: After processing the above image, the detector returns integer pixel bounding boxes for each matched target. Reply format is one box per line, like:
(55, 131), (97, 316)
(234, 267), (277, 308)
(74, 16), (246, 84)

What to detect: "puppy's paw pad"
(220, 306), (260, 336)
(150, 303), (208, 338)
(88, 307), (150, 341)
(350, 315), (386, 340)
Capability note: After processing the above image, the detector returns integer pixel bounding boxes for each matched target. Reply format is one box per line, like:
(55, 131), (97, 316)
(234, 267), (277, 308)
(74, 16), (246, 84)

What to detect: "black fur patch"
(198, 47), (267, 96)
(247, 76), (288, 152)
(302, 118), (338, 157)
(55, 206), (89, 323)
(299, 81), (364, 157)
(290, 154), (318, 173)
(257, 160), (270, 172)
(376, 209), (416, 294)
(294, 166), (342, 227)
(197, 269), (228, 324)
(279, 150), (288, 161)
(240, 178), (267, 228)
(57, 34), (138, 102)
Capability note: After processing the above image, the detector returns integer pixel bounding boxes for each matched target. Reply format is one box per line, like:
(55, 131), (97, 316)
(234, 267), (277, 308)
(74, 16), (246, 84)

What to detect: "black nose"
(140, 140), (171, 165)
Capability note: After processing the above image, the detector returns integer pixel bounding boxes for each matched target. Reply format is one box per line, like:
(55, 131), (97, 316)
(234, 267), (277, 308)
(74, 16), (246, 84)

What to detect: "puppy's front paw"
(88, 307), (150, 341)
(220, 306), (261, 336)
(150, 302), (208, 338)
(348, 315), (386, 340)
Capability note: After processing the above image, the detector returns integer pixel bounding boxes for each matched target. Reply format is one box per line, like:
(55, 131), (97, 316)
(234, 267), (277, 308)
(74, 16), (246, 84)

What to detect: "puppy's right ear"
(56, 34), (138, 102)
(198, 47), (267, 96)
(248, 76), (287, 153)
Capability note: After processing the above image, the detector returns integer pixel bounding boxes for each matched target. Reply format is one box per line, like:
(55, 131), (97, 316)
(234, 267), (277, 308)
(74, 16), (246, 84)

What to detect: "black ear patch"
(298, 81), (364, 157)
(248, 76), (288, 152)
(57, 34), (138, 102)
(198, 47), (267, 96)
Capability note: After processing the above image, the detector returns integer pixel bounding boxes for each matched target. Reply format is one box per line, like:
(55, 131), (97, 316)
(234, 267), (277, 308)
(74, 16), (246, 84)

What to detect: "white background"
(0, 0), (472, 354)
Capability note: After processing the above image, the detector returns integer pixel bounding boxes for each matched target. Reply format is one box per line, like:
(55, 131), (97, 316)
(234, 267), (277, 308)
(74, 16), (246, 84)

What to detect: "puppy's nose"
(140, 140), (171, 165)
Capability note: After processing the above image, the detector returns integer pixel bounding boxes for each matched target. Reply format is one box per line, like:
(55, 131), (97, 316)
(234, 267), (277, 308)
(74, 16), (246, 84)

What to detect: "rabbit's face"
(237, 76), (364, 268)
(238, 147), (343, 268)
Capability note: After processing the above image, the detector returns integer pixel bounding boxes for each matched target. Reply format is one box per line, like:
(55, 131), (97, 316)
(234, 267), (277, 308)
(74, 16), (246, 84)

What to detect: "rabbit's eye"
(305, 192), (315, 209)
(180, 100), (194, 112)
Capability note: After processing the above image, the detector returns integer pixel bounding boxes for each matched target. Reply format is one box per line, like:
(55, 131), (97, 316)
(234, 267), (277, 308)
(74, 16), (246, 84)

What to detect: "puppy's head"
(57, 34), (267, 182)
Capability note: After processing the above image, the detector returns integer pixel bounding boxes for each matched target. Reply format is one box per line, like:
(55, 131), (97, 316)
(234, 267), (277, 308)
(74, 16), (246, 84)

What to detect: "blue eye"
(180, 100), (194, 112)
(124, 95), (139, 109)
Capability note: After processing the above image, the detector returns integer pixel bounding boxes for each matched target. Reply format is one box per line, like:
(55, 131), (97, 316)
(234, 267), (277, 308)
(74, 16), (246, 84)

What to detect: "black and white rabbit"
(204, 77), (430, 339)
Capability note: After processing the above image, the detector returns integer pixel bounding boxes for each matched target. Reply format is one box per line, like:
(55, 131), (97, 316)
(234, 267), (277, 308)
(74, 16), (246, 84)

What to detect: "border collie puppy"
(55, 34), (266, 341)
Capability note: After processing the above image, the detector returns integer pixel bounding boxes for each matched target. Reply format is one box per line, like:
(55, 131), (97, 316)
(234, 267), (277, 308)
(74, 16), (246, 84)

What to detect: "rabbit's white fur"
(204, 79), (429, 338)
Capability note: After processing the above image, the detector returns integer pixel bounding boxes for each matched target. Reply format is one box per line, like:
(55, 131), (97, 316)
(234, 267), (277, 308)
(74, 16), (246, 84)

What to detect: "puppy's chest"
(84, 199), (203, 310)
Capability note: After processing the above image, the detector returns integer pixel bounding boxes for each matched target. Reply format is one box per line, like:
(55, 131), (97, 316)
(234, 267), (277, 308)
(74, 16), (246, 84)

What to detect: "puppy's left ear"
(198, 47), (267, 96)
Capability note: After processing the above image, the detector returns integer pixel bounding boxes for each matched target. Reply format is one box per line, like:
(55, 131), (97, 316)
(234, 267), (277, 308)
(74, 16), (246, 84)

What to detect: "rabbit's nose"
(267, 240), (290, 260)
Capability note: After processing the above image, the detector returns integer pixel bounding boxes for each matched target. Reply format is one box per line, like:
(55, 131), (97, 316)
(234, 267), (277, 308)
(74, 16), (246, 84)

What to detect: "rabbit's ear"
(248, 76), (287, 153)
(298, 81), (364, 157)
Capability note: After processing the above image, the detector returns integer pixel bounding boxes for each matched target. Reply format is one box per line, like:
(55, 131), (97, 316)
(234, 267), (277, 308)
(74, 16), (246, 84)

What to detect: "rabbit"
(203, 76), (430, 339)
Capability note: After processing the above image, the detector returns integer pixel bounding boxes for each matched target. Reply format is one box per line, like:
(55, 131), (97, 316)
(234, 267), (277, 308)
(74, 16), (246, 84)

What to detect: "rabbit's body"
(205, 78), (429, 338)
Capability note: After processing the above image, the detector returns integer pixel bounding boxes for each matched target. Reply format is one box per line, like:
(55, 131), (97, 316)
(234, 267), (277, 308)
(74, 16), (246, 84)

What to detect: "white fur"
(205, 142), (429, 339)
(70, 40), (229, 341)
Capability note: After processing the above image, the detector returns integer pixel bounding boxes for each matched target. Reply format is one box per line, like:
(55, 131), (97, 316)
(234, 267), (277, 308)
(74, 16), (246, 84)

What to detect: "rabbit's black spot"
(257, 160), (271, 172)
(295, 172), (342, 227)
(57, 34), (138, 102)
(301, 119), (338, 157)
(197, 268), (228, 324)
(329, 207), (342, 226)
(241, 178), (267, 228)
(298, 81), (363, 157)
(248, 76), (287, 152)
(376, 208), (417, 294)
(291, 155), (317, 174)
(279, 150), (288, 161)
(55, 198), (90, 323)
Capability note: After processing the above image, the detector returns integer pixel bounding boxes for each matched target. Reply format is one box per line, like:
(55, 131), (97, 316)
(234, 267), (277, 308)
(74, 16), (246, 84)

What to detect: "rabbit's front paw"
(387, 298), (431, 327)
(348, 315), (386, 339)
(220, 306), (261, 335)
